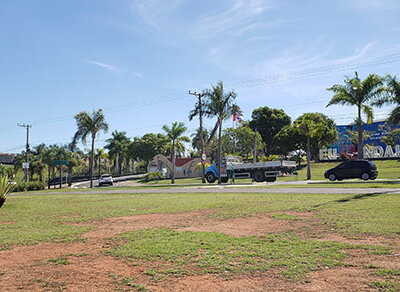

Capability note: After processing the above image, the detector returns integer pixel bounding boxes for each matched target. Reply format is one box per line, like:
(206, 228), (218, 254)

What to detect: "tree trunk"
(306, 138), (311, 180)
(48, 167), (51, 189)
(98, 157), (101, 177)
(90, 135), (95, 188)
(171, 141), (175, 184)
(218, 117), (222, 184)
(68, 166), (72, 187)
(357, 106), (363, 159)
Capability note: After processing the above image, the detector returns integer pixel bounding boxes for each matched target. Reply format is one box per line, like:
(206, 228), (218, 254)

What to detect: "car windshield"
(101, 175), (111, 178)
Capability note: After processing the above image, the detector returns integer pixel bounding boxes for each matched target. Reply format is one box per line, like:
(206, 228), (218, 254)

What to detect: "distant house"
(147, 154), (208, 178)
(0, 153), (16, 165)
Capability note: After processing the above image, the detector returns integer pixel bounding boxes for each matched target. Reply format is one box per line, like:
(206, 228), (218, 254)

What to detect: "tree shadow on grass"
(313, 190), (399, 208)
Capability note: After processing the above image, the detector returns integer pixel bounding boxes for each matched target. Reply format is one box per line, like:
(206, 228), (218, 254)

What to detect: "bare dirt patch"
(0, 210), (398, 291)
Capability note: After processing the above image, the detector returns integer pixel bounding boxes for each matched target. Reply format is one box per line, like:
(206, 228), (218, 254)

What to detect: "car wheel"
(328, 174), (336, 181)
(206, 172), (216, 183)
(220, 177), (228, 183)
(361, 172), (370, 180)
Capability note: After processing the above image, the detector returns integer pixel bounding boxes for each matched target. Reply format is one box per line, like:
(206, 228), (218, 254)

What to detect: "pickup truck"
(205, 156), (296, 183)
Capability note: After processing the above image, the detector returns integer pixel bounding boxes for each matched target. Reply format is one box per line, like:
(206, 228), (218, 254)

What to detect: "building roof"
(167, 157), (195, 167)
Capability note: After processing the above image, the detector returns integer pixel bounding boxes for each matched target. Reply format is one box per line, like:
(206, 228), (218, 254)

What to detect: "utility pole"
(189, 90), (206, 183)
(18, 123), (32, 182)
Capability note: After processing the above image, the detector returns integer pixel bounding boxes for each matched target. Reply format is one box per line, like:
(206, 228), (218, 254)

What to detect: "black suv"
(324, 160), (378, 181)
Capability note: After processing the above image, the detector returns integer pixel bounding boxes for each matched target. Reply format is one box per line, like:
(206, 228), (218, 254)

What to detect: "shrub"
(143, 171), (164, 182)
(13, 181), (46, 192)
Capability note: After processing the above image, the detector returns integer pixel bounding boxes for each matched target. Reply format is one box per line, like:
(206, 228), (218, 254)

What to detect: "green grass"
(48, 257), (69, 265)
(1, 191), (399, 248)
(270, 213), (300, 221)
(107, 228), (388, 280)
(370, 280), (400, 291)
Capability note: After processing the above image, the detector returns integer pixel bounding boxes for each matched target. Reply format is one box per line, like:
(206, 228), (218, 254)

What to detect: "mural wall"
(319, 120), (400, 161)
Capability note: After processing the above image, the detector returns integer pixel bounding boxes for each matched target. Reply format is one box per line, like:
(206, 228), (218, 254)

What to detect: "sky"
(1, 0), (400, 153)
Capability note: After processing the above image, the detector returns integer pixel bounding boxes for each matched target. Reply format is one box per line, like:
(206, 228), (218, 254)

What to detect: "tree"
(294, 113), (338, 180)
(105, 131), (130, 175)
(327, 72), (384, 159)
(73, 109), (108, 188)
(204, 81), (237, 184)
(221, 125), (264, 159)
(273, 125), (306, 165)
(162, 122), (190, 184)
(372, 74), (400, 126)
(249, 107), (291, 155)
(94, 148), (108, 177)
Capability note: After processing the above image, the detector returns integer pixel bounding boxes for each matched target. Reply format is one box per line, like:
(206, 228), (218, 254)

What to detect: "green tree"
(249, 107), (291, 155)
(327, 72), (384, 159)
(73, 109), (108, 188)
(294, 113), (338, 180)
(162, 122), (190, 184)
(105, 131), (130, 175)
(221, 125), (264, 159)
(373, 74), (400, 126)
(273, 125), (306, 165)
(204, 81), (237, 184)
(94, 148), (108, 177)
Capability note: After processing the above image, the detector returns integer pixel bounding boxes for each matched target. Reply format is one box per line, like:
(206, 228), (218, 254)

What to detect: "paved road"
(12, 185), (400, 196)
(71, 174), (145, 189)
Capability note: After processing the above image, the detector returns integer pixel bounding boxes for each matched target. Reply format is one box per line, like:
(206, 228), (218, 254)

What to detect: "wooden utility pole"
(189, 90), (206, 183)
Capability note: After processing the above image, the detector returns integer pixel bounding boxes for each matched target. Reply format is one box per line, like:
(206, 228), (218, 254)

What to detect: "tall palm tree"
(162, 122), (190, 184)
(327, 72), (384, 159)
(73, 109), (108, 188)
(372, 74), (400, 126)
(204, 81), (237, 184)
(105, 131), (130, 175)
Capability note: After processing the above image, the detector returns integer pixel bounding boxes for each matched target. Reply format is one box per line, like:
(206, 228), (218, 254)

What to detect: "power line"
(1, 52), (399, 135)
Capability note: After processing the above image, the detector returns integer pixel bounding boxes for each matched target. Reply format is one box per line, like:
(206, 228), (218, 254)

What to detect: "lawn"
(1, 191), (399, 248)
(1, 191), (399, 290)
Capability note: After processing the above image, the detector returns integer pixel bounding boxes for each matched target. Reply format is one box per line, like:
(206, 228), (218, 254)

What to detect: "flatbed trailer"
(205, 158), (297, 183)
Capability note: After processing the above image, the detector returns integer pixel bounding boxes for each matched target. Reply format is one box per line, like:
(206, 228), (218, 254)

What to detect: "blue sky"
(1, 0), (400, 153)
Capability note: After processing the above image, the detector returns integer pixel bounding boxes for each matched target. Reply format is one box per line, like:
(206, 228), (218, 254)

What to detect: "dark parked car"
(324, 160), (378, 181)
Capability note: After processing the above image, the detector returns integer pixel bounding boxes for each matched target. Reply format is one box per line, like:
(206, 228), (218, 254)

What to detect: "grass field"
(1, 190), (399, 290)
(1, 191), (399, 247)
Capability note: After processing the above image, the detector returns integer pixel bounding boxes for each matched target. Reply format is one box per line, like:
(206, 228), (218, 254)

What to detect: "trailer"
(205, 156), (297, 183)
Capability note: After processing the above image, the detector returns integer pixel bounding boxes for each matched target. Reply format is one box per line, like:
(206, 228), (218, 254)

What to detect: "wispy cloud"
(193, 0), (273, 40)
(332, 42), (376, 64)
(85, 60), (121, 72)
(131, 0), (187, 32)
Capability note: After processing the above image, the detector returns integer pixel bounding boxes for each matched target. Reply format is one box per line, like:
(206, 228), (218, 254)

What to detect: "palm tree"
(94, 148), (108, 177)
(162, 122), (190, 184)
(327, 72), (384, 159)
(73, 109), (108, 188)
(372, 74), (400, 126)
(204, 81), (237, 184)
(105, 131), (130, 175)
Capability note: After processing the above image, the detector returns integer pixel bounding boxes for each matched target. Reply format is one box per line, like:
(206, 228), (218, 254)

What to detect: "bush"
(144, 171), (164, 182)
(135, 161), (148, 174)
(13, 181), (46, 192)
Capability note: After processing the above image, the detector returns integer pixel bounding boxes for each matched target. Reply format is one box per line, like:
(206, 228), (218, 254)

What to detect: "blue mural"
(320, 120), (400, 160)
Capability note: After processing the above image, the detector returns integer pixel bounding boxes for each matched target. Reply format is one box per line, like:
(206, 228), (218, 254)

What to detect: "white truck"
(205, 156), (297, 183)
